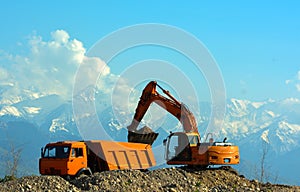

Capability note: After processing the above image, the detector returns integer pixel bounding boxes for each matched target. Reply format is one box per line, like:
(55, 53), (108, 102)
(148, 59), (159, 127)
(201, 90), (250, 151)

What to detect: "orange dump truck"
(39, 140), (155, 177)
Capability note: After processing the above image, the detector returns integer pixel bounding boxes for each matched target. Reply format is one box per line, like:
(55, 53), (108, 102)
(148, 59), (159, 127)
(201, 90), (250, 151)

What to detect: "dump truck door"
(68, 146), (87, 175)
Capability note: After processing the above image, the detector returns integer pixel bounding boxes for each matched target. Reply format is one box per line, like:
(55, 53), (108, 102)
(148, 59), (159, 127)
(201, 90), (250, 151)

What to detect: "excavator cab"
(164, 132), (193, 162)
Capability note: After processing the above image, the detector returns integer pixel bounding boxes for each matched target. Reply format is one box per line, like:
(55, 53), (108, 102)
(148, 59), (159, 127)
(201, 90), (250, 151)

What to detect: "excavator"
(127, 81), (239, 167)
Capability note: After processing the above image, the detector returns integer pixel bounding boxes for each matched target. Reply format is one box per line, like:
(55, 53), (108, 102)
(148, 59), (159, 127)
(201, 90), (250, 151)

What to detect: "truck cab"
(39, 141), (91, 177)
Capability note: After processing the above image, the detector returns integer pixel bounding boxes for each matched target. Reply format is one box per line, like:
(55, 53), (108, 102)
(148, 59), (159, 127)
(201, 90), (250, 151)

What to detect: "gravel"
(0, 166), (299, 192)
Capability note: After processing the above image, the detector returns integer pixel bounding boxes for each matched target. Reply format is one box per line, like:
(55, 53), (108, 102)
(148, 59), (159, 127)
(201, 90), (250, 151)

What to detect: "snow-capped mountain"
(222, 98), (300, 154)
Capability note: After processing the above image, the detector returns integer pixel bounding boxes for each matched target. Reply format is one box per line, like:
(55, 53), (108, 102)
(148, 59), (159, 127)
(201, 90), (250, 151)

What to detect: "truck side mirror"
(41, 147), (44, 158)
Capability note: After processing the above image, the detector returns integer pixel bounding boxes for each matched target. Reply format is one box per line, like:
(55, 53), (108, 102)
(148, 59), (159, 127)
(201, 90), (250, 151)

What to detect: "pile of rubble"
(0, 166), (299, 192)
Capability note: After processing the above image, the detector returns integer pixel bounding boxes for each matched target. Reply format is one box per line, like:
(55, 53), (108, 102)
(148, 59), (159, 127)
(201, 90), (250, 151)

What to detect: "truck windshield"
(43, 146), (70, 158)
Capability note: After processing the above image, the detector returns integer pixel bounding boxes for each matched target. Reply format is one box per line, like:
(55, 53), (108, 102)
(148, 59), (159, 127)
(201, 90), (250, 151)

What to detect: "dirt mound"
(1, 166), (299, 192)
(0, 175), (80, 192)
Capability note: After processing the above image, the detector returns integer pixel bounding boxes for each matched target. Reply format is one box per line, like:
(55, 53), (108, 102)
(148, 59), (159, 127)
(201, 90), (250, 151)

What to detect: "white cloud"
(0, 67), (9, 80)
(285, 80), (291, 85)
(51, 30), (70, 44)
(0, 30), (112, 100)
(74, 56), (111, 96)
(286, 70), (300, 92)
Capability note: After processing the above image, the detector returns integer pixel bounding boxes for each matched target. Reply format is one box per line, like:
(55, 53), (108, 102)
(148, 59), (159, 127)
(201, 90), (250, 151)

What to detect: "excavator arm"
(127, 81), (198, 145)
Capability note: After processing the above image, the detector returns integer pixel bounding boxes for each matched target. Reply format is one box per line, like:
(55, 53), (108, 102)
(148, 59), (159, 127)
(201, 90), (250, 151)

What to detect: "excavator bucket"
(128, 126), (159, 145)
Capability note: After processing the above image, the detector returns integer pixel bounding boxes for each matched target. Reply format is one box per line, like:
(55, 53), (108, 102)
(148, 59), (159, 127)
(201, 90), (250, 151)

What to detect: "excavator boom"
(127, 81), (198, 145)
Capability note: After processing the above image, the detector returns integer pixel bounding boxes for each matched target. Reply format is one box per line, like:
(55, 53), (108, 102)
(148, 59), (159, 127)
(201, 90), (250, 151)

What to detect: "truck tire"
(75, 168), (92, 177)
(62, 175), (72, 181)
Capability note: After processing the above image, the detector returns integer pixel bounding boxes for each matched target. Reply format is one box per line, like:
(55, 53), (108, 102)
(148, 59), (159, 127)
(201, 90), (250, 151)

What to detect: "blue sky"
(1, 1), (300, 101)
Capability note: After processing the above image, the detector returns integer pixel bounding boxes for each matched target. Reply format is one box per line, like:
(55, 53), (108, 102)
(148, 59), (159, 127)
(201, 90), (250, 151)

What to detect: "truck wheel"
(62, 175), (72, 181)
(75, 168), (92, 177)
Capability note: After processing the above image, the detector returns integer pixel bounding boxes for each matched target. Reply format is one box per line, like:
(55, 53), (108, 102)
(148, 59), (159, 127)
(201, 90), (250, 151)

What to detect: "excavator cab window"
(167, 135), (179, 160)
(188, 135), (199, 146)
(166, 133), (192, 162)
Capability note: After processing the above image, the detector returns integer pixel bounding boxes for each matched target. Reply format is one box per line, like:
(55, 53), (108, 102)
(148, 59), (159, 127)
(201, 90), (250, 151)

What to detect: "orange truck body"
(39, 140), (155, 177)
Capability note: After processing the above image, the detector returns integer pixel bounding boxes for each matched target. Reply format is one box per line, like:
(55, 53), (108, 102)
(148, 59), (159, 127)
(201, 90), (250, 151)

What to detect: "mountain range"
(0, 89), (299, 185)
